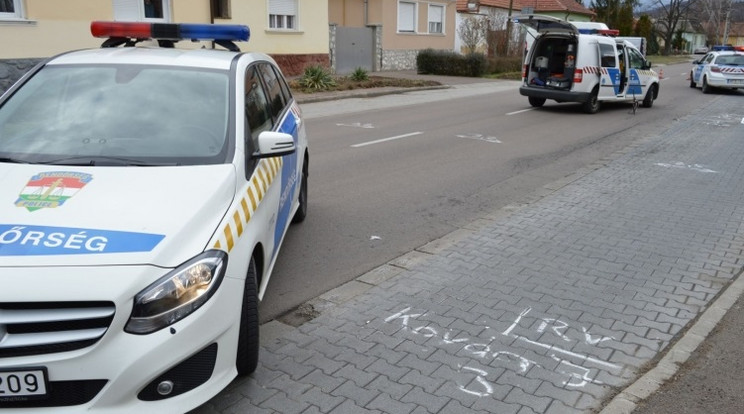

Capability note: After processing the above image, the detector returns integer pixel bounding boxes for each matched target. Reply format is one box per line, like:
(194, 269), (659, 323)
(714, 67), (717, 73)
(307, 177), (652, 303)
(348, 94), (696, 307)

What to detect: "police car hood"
(0, 164), (235, 268)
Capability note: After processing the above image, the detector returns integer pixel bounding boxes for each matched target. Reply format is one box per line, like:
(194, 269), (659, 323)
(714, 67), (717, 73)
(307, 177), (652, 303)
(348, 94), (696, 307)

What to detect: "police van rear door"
(512, 14), (578, 34)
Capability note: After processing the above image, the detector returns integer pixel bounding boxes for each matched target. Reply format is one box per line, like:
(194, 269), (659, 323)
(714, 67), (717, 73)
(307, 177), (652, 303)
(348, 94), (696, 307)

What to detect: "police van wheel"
(642, 85), (656, 108)
(701, 77), (712, 94)
(292, 157), (308, 224)
(689, 72), (696, 88)
(236, 257), (260, 376)
(528, 97), (546, 107)
(582, 89), (600, 114)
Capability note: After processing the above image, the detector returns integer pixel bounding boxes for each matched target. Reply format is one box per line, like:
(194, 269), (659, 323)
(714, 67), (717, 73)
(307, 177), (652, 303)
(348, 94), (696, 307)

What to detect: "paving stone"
(259, 391), (311, 414)
(400, 386), (450, 413)
(399, 369), (446, 394)
(331, 380), (380, 407)
(300, 369), (346, 393)
(328, 399), (382, 414)
(334, 363), (380, 388)
(366, 392), (417, 414)
(297, 386), (346, 413)
(367, 374), (414, 400)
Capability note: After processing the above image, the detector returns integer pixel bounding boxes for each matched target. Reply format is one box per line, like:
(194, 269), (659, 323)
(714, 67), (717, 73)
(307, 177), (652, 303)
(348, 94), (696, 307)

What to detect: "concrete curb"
(294, 84), (450, 104)
(599, 269), (744, 413)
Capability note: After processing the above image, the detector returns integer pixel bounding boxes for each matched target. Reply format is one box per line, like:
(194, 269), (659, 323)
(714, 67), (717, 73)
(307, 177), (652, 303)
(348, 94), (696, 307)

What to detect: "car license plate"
(0, 368), (48, 399)
(727, 79), (744, 85)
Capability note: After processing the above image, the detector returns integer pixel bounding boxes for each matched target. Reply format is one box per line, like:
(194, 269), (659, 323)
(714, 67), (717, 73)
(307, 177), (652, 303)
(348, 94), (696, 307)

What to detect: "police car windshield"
(0, 64), (230, 166)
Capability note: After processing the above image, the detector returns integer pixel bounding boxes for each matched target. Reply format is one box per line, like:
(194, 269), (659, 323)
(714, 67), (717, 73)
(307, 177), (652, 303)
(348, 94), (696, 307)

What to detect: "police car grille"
(0, 302), (115, 358)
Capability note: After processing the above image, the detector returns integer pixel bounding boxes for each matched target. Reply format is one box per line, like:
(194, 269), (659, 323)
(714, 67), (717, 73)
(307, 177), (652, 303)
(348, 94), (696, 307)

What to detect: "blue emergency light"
(91, 21), (249, 50)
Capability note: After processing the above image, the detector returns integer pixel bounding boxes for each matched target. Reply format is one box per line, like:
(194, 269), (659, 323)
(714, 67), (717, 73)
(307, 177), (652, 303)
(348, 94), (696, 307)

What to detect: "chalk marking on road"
(655, 162), (717, 173)
(351, 131), (423, 148)
(507, 108), (535, 115)
(458, 366), (493, 397)
(456, 133), (502, 143)
(502, 307), (531, 336)
(336, 122), (374, 129)
(513, 335), (622, 370)
(385, 306), (621, 396)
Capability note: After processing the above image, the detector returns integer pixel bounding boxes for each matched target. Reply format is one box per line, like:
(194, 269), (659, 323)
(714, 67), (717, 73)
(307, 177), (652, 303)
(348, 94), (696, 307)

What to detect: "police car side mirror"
(644, 61), (652, 70)
(692, 59), (700, 65)
(255, 131), (296, 158)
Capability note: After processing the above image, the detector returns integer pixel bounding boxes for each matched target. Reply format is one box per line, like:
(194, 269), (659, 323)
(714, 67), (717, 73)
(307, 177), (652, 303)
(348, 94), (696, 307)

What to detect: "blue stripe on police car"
(0, 224), (164, 256)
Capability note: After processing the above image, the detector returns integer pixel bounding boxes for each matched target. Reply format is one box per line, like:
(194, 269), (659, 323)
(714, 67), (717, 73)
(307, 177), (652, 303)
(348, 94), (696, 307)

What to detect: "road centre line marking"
(351, 131), (424, 148)
(507, 108), (535, 115)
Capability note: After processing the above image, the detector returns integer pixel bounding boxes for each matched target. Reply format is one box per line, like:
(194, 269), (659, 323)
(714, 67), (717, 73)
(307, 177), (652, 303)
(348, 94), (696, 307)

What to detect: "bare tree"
(457, 15), (489, 54)
(701, 0), (735, 44)
(652, 0), (702, 54)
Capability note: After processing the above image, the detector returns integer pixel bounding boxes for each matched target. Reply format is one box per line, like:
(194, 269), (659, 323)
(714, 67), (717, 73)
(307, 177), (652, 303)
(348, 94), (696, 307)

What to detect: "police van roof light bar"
(577, 28), (620, 36)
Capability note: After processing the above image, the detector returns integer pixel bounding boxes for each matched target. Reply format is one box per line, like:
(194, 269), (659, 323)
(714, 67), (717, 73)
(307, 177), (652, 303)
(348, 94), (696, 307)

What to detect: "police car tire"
(689, 72), (696, 88)
(236, 257), (260, 376)
(642, 85), (655, 108)
(701, 77), (711, 94)
(528, 96), (546, 107)
(292, 157), (308, 224)
(582, 88), (601, 114)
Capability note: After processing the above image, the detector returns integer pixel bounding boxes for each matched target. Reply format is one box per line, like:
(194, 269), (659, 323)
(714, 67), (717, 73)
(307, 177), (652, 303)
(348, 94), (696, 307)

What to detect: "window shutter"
(398, 2), (415, 32)
(269, 0), (297, 15)
(429, 5), (442, 23)
(113, 0), (140, 21)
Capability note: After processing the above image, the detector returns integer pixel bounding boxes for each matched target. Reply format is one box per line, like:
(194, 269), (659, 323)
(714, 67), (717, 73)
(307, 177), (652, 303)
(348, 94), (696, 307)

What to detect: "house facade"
(0, 0), (329, 92)
(455, 0), (595, 55)
(329, 0), (457, 73)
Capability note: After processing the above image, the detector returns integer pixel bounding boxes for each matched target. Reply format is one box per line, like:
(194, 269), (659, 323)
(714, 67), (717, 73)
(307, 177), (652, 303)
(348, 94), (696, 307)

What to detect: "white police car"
(0, 21), (308, 413)
(690, 50), (744, 93)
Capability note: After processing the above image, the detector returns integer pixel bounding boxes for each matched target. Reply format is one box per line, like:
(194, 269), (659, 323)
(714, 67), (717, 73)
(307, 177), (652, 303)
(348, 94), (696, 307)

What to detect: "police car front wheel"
(236, 257), (260, 376)
(292, 157), (308, 224)
(642, 85), (656, 108)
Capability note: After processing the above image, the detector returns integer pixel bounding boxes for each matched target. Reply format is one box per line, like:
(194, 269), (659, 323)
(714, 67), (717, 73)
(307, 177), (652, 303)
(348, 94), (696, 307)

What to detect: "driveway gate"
(335, 26), (374, 74)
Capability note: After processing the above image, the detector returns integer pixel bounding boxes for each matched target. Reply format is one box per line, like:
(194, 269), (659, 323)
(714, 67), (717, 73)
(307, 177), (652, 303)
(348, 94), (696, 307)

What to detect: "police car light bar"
(90, 21), (250, 42)
(577, 28), (620, 36)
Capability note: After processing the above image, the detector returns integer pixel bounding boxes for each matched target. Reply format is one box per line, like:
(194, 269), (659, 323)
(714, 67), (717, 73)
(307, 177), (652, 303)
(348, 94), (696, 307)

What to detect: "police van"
(0, 21), (307, 413)
(514, 14), (660, 114)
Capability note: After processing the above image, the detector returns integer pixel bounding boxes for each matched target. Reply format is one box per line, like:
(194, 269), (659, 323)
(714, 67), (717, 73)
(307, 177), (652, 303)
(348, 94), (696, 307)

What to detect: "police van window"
(628, 48), (645, 69)
(600, 44), (616, 67)
(258, 63), (287, 119)
(245, 65), (273, 156)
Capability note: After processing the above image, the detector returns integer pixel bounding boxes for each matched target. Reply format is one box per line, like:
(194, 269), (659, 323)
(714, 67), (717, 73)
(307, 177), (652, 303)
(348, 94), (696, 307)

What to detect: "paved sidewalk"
(192, 82), (744, 413)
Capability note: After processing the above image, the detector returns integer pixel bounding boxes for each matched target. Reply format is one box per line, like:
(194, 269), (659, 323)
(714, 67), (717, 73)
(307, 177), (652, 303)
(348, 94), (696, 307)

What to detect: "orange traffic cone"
(659, 68), (664, 79)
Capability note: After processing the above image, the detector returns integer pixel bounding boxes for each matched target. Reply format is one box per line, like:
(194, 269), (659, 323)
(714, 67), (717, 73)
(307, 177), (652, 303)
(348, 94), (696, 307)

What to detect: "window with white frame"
(428, 4), (444, 34)
(0, 0), (23, 19)
(113, 0), (171, 22)
(269, 0), (297, 30)
(398, 1), (416, 33)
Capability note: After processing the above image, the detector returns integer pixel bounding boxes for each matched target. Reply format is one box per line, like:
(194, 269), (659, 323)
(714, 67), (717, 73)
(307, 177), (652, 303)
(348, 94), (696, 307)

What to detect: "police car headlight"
(125, 250), (228, 334)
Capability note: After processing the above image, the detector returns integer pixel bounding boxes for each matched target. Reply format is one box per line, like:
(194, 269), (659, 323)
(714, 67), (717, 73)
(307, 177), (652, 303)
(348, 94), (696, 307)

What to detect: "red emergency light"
(91, 21), (250, 42)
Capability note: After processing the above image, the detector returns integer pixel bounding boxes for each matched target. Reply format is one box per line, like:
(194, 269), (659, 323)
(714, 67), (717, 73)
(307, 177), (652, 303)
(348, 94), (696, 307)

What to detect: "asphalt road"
(260, 62), (703, 324)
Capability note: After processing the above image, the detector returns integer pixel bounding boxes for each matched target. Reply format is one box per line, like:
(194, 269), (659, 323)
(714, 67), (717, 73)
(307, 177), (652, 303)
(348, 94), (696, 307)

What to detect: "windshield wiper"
(0, 157), (29, 164)
(37, 156), (180, 166)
